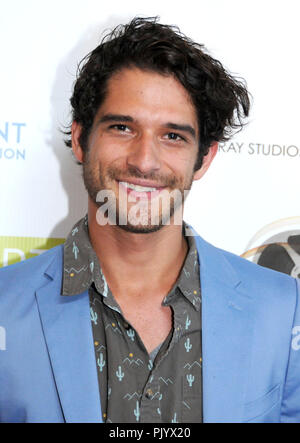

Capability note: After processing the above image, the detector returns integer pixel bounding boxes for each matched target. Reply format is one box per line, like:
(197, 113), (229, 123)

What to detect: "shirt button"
(145, 388), (153, 399)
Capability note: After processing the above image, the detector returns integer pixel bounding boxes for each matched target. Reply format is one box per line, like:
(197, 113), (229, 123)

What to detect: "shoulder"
(194, 233), (297, 303)
(222, 245), (293, 283)
(223, 245), (297, 306)
(223, 246), (295, 288)
(0, 245), (64, 294)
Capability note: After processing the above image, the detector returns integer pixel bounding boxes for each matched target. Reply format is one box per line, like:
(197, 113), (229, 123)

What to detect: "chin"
(117, 223), (164, 234)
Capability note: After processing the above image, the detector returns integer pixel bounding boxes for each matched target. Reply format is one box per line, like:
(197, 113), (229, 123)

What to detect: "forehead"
(97, 67), (198, 129)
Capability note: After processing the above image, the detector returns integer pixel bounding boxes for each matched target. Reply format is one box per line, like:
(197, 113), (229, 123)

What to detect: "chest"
(89, 288), (203, 423)
(119, 302), (173, 354)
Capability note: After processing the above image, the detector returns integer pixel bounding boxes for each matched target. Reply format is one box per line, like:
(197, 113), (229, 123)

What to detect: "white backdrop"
(1, 0), (300, 268)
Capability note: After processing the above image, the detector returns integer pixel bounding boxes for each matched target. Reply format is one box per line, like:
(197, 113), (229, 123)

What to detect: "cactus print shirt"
(63, 216), (202, 423)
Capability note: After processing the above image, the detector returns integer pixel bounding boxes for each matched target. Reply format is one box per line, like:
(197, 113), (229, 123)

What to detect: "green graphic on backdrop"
(0, 237), (65, 267)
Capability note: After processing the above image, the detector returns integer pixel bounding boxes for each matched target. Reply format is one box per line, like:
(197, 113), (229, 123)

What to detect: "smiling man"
(0, 17), (300, 423)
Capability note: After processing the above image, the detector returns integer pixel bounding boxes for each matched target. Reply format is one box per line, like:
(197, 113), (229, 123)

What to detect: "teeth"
(122, 182), (157, 192)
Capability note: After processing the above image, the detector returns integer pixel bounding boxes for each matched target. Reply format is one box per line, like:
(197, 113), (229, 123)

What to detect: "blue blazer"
(0, 233), (300, 423)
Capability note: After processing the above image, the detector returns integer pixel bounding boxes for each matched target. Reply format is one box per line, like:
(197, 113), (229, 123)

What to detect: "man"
(0, 17), (299, 423)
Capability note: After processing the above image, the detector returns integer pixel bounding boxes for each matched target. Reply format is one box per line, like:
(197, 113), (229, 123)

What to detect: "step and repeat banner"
(1, 0), (300, 277)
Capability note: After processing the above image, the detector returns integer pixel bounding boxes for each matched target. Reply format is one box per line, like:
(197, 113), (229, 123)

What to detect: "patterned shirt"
(62, 216), (202, 423)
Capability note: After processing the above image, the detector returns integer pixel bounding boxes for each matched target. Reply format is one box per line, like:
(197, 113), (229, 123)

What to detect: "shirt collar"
(163, 232), (201, 311)
(62, 215), (107, 296)
(62, 217), (201, 311)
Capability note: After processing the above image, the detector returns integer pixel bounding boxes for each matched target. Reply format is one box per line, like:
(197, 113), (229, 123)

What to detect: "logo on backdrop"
(0, 237), (64, 268)
(241, 217), (300, 277)
(0, 121), (27, 160)
(219, 141), (300, 158)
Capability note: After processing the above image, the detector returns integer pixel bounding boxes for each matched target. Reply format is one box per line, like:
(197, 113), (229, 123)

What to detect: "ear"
(71, 121), (84, 163)
(193, 142), (218, 181)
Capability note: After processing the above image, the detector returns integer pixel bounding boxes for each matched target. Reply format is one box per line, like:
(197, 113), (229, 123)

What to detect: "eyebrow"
(165, 123), (196, 140)
(96, 114), (197, 139)
(96, 114), (134, 125)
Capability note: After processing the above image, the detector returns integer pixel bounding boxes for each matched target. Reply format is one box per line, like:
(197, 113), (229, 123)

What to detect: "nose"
(127, 133), (161, 175)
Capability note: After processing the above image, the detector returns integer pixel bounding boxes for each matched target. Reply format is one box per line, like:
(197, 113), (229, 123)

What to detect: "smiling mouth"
(118, 180), (166, 193)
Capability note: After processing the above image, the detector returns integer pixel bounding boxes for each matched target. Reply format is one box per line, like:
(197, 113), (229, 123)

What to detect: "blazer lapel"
(35, 250), (102, 423)
(194, 234), (253, 423)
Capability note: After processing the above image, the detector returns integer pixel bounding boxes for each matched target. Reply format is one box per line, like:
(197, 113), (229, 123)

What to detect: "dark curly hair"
(64, 16), (250, 169)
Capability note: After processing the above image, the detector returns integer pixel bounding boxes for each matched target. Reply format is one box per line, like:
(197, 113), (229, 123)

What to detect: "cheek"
(164, 150), (197, 176)
(91, 136), (127, 166)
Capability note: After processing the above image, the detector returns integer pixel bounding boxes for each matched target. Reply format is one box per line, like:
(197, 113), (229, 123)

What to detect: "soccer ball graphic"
(255, 232), (300, 278)
(242, 218), (300, 278)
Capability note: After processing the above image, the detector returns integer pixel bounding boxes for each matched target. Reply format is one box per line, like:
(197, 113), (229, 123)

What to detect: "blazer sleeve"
(280, 278), (300, 423)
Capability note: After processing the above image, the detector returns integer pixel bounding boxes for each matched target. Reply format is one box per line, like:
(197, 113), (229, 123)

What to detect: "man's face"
(74, 67), (203, 233)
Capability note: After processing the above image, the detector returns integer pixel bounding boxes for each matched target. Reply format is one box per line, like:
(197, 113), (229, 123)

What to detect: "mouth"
(117, 180), (166, 199)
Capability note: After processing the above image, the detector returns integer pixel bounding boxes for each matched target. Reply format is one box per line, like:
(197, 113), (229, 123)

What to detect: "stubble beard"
(82, 160), (193, 234)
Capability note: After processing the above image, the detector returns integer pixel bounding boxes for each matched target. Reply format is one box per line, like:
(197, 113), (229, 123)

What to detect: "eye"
(108, 124), (131, 133)
(166, 132), (186, 142)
